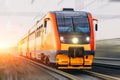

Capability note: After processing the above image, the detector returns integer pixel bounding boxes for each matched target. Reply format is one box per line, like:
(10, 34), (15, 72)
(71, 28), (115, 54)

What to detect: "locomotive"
(18, 8), (98, 69)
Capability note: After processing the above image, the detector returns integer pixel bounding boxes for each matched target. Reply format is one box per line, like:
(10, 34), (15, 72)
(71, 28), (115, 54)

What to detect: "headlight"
(60, 36), (64, 42)
(86, 36), (90, 42)
(72, 37), (79, 44)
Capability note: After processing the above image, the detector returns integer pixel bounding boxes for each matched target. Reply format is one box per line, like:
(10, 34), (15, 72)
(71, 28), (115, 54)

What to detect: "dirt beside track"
(0, 53), (58, 80)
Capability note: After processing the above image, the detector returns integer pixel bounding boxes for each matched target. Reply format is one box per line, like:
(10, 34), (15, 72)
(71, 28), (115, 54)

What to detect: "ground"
(0, 53), (58, 80)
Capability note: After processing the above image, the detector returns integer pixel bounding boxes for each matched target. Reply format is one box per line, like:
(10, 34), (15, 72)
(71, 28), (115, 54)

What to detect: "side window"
(36, 24), (43, 37)
(44, 19), (51, 33)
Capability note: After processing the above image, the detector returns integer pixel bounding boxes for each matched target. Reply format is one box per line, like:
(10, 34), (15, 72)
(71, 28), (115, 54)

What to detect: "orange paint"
(88, 14), (95, 50)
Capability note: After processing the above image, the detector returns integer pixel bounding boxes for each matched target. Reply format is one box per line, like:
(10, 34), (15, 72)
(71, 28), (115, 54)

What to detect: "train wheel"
(45, 57), (50, 66)
(55, 63), (59, 69)
(40, 53), (45, 63)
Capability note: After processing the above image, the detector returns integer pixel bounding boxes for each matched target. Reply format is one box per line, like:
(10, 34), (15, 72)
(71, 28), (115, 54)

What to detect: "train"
(18, 8), (98, 69)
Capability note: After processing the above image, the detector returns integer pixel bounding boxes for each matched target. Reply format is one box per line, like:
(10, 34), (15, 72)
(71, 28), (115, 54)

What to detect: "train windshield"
(55, 11), (90, 44)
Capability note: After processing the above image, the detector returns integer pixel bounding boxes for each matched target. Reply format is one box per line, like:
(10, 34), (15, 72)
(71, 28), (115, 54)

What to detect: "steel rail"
(85, 70), (120, 80)
(18, 56), (120, 80)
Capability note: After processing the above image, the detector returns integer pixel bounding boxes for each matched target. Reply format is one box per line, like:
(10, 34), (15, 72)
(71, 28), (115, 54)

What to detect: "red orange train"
(18, 8), (98, 69)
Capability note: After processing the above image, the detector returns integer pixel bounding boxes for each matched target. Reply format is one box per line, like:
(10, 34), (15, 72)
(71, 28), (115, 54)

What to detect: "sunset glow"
(0, 42), (16, 54)
(0, 42), (11, 49)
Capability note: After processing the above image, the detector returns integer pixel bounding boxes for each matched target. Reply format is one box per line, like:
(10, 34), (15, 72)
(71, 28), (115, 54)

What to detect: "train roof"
(50, 8), (91, 16)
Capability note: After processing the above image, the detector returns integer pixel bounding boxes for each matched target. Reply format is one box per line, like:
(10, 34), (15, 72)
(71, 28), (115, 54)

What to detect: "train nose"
(56, 45), (94, 69)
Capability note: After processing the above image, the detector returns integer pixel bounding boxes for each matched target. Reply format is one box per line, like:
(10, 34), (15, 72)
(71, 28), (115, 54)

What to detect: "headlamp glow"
(72, 37), (79, 44)
(86, 37), (90, 42)
(60, 36), (64, 41)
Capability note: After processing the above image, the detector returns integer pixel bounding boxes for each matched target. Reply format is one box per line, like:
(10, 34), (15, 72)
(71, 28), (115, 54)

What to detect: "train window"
(56, 12), (90, 34)
(36, 24), (43, 37)
(44, 19), (51, 33)
(36, 30), (40, 37)
(37, 24), (43, 30)
(56, 16), (73, 32)
(73, 16), (90, 33)
(58, 27), (72, 32)
(44, 21), (47, 28)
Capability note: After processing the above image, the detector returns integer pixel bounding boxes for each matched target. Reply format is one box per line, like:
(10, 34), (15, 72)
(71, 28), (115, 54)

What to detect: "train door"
(36, 24), (43, 60)
(40, 25), (45, 49)
(41, 18), (51, 49)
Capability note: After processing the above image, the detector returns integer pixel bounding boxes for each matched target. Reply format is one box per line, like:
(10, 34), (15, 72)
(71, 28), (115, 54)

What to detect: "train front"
(55, 9), (96, 69)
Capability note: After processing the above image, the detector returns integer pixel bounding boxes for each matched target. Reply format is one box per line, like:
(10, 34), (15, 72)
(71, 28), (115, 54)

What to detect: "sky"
(0, 0), (120, 48)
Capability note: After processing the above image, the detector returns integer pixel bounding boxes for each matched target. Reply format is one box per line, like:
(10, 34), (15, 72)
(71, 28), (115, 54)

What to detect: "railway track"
(62, 69), (119, 80)
(19, 56), (81, 80)
(92, 63), (120, 79)
(19, 56), (119, 80)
